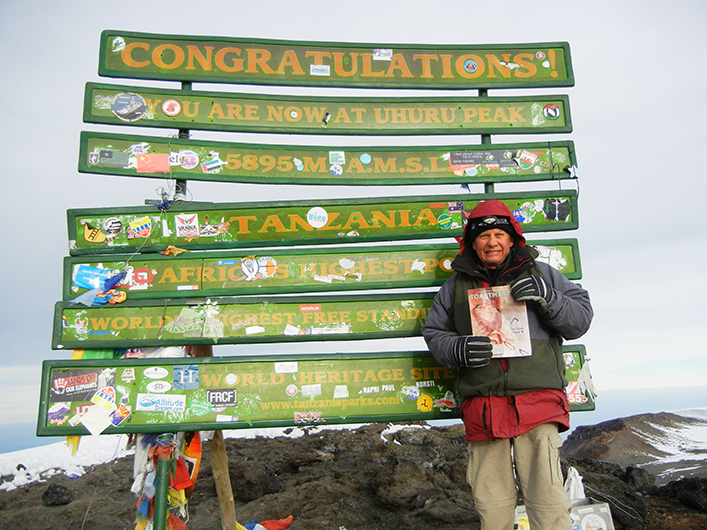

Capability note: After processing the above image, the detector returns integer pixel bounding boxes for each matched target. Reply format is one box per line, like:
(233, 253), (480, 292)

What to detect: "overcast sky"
(1, 0), (706, 450)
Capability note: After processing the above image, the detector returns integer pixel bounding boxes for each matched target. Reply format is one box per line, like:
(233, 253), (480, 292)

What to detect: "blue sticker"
(463, 59), (478, 74)
(173, 365), (199, 390)
(360, 153), (372, 164)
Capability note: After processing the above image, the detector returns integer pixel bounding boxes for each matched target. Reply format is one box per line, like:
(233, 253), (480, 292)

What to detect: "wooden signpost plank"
(84, 82), (572, 136)
(67, 190), (579, 255)
(62, 239), (581, 301)
(52, 292), (437, 350)
(37, 346), (593, 437)
(79, 131), (578, 186)
(99, 31), (574, 90)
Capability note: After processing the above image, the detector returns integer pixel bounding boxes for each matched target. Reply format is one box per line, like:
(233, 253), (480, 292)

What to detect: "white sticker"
(307, 207), (328, 229)
(135, 393), (186, 412)
(373, 49), (393, 61)
(301, 384), (322, 397)
(333, 385), (349, 399)
(283, 324), (303, 336)
(275, 362), (299, 374)
(143, 367), (169, 380)
(329, 151), (346, 164)
(245, 325), (265, 335)
(146, 380), (172, 393)
(310, 64), (331, 76)
(175, 213), (199, 238)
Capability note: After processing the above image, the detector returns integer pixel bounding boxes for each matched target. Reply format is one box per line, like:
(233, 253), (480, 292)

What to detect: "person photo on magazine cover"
(422, 199), (593, 530)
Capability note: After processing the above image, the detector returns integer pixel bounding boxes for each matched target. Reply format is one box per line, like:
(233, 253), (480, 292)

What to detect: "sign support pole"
(174, 82), (191, 202)
(154, 447), (171, 530)
(194, 345), (238, 530)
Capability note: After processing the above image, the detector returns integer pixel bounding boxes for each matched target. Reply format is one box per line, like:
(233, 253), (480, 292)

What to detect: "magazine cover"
(468, 285), (532, 358)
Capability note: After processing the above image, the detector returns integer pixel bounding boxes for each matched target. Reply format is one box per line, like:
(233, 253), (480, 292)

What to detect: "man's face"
(472, 228), (514, 269)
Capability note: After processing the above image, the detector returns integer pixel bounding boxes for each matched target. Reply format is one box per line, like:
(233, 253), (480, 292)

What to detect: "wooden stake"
(209, 430), (238, 530)
(194, 345), (238, 530)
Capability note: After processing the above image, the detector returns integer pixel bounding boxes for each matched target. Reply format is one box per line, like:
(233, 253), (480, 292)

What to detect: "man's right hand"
(452, 335), (493, 368)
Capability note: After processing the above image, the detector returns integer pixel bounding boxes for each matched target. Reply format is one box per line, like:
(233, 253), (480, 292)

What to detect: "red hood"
(458, 200), (526, 253)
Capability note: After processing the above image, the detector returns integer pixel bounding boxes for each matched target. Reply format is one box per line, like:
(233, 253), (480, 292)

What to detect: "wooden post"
(209, 430), (238, 530)
(194, 345), (238, 530)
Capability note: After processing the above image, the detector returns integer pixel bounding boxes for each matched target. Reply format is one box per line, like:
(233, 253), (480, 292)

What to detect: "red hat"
(458, 200), (526, 253)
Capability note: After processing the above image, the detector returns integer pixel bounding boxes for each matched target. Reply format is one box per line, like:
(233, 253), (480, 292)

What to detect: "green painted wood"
(67, 190), (579, 256)
(84, 82), (572, 136)
(63, 239), (581, 301)
(36, 345), (592, 437)
(52, 292), (437, 350)
(99, 30), (574, 90)
(79, 131), (577, 186)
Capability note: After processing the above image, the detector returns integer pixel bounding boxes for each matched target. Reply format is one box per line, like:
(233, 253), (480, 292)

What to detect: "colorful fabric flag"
(137, 153), (170, 173)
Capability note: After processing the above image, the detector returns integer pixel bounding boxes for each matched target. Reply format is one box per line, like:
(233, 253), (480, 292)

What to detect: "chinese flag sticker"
(137, 153), (170, 173)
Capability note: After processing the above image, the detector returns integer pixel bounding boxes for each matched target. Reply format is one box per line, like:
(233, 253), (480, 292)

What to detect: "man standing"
(422, 200), (593, 530)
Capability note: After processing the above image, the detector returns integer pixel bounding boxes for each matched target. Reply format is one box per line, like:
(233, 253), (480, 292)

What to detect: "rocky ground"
(1, 419), (706, 530)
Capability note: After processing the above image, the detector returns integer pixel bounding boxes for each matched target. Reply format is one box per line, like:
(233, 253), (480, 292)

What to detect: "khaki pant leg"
(512, 423), (572, 530)
(467, 439), (517, 530)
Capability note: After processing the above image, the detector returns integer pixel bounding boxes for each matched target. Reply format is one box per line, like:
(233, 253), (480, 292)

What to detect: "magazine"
(467, 285), (532, 358)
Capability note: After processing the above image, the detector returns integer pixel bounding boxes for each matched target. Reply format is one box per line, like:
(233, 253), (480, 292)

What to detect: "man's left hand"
(510, 276), (555, 308)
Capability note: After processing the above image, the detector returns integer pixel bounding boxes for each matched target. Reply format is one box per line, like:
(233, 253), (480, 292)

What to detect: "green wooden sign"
(68, 191), (579, 256)
(84, 82), (572, 136)
(37, 352), (460, 436)
(53, 292), (436, 350)
(80, 131), (577, 185)
(99, 30), (574, 90)
(37, 345), (591, 436)
(63, 239), (581, 301)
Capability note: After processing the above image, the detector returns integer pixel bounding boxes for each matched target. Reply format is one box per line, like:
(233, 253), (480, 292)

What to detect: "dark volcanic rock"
(41, 484), (73, 506)
(659, 477), (707, 513)
(2, 421), (707, 530)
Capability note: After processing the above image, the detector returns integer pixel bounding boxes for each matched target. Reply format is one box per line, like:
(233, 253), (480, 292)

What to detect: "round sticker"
(225, 373), (238, 386)
(417, 394), (433, 412)
(146, 380), (172, 394)
(289, 109), (299, 119)
(178, 149), (199, 170)
(536, 51), (546, 60)
(437, 213), (453, 230)
(307, 207), (328, 229)
(103, 217), (123, 235)
(110, 92), (148, 122)
(143, 367), (169, 380)
(543, 104), (561, 120)
(258, 256), (278, 278)
(463, 59), (478, 74)
(330, 164), (343, 176)
(403, 386), (420, 401)
(286, 384), (298, 397)
(581, 514), (607, 530)
(162, 99), (182, 117)
(360, 153), (372, 164)
(440, 258), (453, 271)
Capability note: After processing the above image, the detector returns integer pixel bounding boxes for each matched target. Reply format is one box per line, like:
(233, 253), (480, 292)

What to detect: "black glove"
(510, 275), (555, 308)
(452, 335), (493, 368)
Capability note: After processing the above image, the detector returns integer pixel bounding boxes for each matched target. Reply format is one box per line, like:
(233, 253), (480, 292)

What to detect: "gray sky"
(2, 0), (706, 448)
